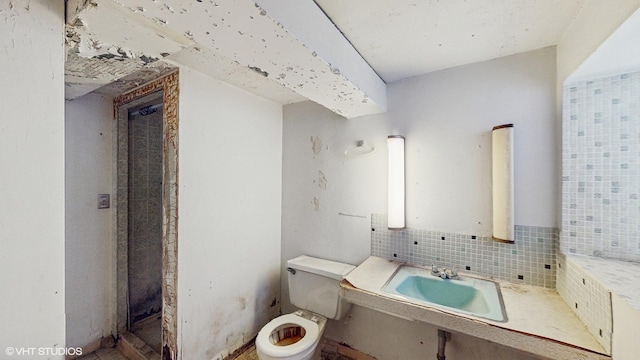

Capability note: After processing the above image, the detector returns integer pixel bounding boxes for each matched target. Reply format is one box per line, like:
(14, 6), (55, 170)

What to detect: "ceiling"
(314, 0), (587, 83)
(65, 0), (589, 117)
(567, 5), (640, 81)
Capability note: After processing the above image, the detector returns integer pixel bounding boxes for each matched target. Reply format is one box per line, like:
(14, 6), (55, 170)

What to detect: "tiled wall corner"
(370, 214), (557, 288)
(561, 71), (640, 261)
(556, 253), (612, 353)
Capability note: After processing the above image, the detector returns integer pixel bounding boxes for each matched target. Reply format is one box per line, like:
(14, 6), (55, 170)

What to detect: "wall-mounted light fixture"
(492, 124), (514, 243)
(388, 135), (405, 229)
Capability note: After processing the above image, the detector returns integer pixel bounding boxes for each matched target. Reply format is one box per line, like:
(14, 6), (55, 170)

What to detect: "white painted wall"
(177, 66), (282, 360)
(65, 93), (115, 349)
(389, 47), (558, 232)
(281, 47), (557, 359)
(0, 0), (66, 354)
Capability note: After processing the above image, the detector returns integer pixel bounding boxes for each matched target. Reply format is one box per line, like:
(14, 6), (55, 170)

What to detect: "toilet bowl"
(255, 255), (355, 360)
(256, 310), (326, 360)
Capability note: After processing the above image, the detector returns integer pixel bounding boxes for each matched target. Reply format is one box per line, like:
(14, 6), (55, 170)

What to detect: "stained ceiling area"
(64, 0), (587, 118)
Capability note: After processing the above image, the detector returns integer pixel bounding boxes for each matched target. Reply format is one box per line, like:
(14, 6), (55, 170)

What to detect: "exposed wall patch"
(310, 136), (322, 155)
(318, 171), (327, 190)
(248, 65), (268, 77)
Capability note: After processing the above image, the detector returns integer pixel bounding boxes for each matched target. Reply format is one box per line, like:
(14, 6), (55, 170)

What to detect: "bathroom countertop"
(341, 256), (610, 360)
(565, 253), (640, 311)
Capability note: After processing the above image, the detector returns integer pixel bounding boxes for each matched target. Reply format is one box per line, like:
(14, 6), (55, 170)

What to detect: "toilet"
(256, 255), (356, 360)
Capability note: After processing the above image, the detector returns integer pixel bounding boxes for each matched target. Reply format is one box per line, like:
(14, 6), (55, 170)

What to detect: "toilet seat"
(256, 312), (321, 359)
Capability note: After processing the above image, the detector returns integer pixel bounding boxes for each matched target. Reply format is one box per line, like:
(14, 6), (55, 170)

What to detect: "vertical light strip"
(492, 124), (515, 243)
(388, 135), (405, 229)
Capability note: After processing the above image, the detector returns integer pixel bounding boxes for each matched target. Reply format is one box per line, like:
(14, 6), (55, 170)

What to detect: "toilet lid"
(256, 313), (320, 358)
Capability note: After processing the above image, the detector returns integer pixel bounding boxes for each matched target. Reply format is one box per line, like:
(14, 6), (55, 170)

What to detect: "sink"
(382, 265), (507, 322)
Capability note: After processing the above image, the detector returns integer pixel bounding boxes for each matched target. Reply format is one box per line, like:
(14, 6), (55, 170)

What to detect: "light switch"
(98, 194), (110, 209)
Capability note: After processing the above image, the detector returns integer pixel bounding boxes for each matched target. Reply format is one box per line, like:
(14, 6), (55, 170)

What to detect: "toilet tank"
(287, 255), (356, 320)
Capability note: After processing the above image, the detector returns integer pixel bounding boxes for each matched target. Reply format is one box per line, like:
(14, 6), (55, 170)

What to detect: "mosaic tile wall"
(561, 71), (640, 261)
(127, 105), (164, 322)
(370, 214), (557, 288)
(556, 253), (612, 353)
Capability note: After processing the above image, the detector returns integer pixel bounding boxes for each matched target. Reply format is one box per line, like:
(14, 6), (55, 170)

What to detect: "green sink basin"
(382, 265), (507, 322)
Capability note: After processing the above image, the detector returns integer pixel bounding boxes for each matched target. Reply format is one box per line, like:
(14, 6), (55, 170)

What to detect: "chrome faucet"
(431, 264), (458, 280)
(431, 264), (439, 275)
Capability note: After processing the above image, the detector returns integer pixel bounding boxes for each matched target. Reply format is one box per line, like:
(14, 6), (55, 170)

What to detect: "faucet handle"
(440, 268), (448, 279)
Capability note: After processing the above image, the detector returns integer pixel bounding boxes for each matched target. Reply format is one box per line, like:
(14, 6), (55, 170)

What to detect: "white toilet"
(256, 255), (356, 360)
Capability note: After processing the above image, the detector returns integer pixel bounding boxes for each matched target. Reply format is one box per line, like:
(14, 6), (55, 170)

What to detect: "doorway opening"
(127, 96), (163, 351)
(114, 72), (179, 360)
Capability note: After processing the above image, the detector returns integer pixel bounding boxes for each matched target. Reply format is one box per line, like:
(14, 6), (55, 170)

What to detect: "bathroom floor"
(230, 344), (260, 360)
(76, 314), (161, 360)
(131, 314), (162, 353)
(76, 347), (129, 360)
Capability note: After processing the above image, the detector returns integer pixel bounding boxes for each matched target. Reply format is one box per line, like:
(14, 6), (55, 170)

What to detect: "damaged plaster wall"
(65, 93), (114, 350)
(177, 66), (282, 359)
(0, 0), (66, 352)
(64, 0), (190, 99)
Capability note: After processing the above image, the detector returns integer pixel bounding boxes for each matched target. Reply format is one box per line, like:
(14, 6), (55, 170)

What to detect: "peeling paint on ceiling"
(65, 0), (588, 116)
(64, 0), (386, 118)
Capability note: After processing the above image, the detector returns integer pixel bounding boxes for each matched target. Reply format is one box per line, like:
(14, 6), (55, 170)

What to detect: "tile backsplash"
(371, 214), (557, 288)
(561, 71), (640, 261)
